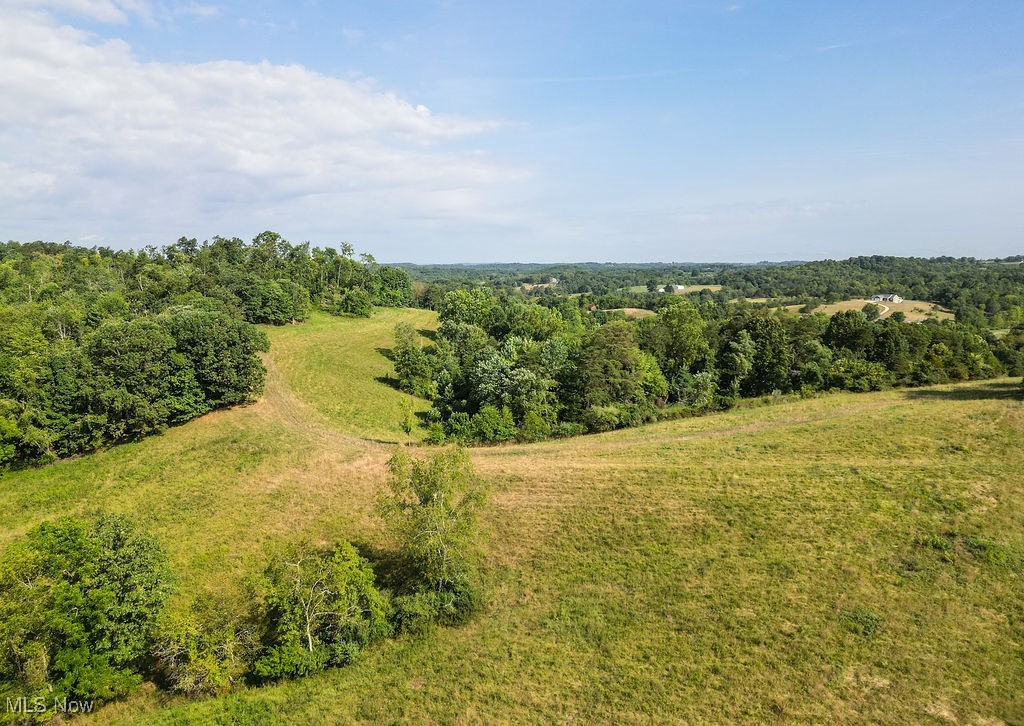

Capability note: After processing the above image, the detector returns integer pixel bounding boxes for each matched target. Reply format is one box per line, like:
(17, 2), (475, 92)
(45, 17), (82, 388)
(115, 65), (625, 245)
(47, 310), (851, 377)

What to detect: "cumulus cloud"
(0, 3), (523, 250)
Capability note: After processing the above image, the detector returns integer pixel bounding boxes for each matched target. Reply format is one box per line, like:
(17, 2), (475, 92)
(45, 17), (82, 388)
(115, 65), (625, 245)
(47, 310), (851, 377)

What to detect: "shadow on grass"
(375, 374), (403, 392)
(376, 346), (395, 361)
(352, 541), (419, 595)
(417, 328), (437, 342)
(902, 380), (1022, 401)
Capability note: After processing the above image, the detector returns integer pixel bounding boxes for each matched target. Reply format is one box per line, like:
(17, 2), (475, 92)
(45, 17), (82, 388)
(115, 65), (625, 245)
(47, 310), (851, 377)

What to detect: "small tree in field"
(381, 448), (486, 626)
(252, 541), (391, 680)
(862, 302), (881, 321)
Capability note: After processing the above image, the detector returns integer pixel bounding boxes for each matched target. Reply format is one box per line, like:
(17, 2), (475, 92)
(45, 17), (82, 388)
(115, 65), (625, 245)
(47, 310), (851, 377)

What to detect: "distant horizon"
(8, 234), (1021, 268)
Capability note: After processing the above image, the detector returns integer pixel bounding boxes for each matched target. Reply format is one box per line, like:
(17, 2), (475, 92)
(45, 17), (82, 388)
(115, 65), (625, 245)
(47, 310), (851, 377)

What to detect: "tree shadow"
(417, 328), (437, 342)
(902, 380), (1022, 401)
(376, 346), (395, 361)
(375, 374), (402, 391)
(351, 540), (420, 595)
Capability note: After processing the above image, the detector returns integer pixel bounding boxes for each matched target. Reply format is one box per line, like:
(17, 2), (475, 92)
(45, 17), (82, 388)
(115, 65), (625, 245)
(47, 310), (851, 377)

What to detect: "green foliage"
(861, 302), (881, 321)
(87, 319), (208, 438)
(162, 307), (269, 407)
(153, 592), (260, 696)
(840, 606), (884, 637)
(252, 541), (392, 680)
(437, 288), (496, 327)
(392, 259), (1015, 444)
(382, 448), (485, 621)
(470, 405), (517, 443)
(0, 515), (171, 705)
(824, 309), (873, 355)
(334, 287), (373, 317)
(0, 232), (391, 470)
(374, 266), (414, 307)
(741, 315), (792, 396)
(638, 299), (709, 400)
(826, 356), (891, 391)
(393, 322), (435, 398)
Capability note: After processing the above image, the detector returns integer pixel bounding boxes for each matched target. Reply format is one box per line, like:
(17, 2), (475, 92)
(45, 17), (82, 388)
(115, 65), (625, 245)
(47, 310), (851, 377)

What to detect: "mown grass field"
(786, 298), (955, 322)
(603, 307), (657, 319)
(622, 284), (723, 294)
(0, 310), (1021, 723)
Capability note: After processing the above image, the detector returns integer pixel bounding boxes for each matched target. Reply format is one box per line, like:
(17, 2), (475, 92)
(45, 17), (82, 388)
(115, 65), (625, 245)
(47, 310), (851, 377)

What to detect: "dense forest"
(393, 286), (1023, 444)
(0, 233), (412, 470)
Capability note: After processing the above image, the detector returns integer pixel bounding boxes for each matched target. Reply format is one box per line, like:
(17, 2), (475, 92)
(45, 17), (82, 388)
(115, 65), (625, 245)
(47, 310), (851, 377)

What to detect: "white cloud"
(173, 2), (218, 19)
(0, 5), (523, 251)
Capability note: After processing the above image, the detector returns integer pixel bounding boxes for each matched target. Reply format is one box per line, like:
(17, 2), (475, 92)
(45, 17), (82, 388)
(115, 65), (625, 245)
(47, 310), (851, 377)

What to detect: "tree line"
(399, 255), (1024, 329)
(0, 449), (482, 709)
(0, 234), (414, 470)
(393, 288), (1020, 444)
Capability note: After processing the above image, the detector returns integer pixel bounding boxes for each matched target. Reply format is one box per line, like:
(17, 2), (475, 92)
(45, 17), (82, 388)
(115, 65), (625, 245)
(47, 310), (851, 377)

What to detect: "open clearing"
(604, 307), (657, 318)
(622, 284), (723, 294)
(785, 298), (955, 322)
(0, 311), (1020, 723)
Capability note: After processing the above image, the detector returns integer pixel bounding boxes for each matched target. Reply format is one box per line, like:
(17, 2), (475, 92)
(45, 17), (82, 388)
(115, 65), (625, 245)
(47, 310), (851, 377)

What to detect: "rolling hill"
(0, 310), (1021, 723)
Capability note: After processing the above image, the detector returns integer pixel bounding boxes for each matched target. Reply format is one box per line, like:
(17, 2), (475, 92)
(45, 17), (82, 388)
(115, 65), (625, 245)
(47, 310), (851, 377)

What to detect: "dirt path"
(253, 354), (385, 455)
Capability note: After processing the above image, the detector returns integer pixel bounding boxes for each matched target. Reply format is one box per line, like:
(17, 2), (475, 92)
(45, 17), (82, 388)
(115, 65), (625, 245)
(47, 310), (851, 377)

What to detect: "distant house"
(549, 277), (559, 284)
(870, 293), (904, 303)
(669, 284), (686, 292)
(656, 286), (666, 293)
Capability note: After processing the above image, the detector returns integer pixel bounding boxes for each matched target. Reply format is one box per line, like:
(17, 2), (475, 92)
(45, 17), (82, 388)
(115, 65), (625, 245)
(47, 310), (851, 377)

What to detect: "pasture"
(785, 298), (955, 322)
(0, 311), (1020, 723)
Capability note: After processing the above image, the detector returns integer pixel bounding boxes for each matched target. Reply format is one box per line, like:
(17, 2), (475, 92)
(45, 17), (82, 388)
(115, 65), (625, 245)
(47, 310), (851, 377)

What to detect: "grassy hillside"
(0, 310), (1021, 723)
(785, 298), (955, 322)
(265, 309), (437, 443)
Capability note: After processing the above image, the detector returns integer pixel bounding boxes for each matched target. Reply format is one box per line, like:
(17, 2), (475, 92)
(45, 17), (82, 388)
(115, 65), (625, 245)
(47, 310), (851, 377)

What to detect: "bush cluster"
(0, 448), (484, 711)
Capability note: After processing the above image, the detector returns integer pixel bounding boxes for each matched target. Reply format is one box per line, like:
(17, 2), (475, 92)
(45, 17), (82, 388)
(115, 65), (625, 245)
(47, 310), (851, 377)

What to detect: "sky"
(1, 1), (1022, 262)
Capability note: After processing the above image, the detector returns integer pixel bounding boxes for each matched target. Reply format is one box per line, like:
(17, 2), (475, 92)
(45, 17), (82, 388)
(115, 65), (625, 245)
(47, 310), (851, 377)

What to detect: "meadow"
(0, 310), (1020, 723)
(787, 298), (955, 323)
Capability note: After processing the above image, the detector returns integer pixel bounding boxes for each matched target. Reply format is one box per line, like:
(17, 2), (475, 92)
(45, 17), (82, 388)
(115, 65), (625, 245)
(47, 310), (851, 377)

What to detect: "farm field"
(603, 307), (657, 318)
(622, 284), (723, 294)
(789, 298), (955, 322)
(0, 312), (1021, 723)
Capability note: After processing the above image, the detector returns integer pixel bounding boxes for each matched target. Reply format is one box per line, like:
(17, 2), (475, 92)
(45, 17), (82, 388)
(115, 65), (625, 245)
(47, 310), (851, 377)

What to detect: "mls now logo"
(6, 696), (95, 714)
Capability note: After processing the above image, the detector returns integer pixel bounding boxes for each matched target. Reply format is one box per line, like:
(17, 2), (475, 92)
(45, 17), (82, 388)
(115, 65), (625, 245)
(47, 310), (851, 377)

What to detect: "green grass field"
(1, 310), (1021, 723)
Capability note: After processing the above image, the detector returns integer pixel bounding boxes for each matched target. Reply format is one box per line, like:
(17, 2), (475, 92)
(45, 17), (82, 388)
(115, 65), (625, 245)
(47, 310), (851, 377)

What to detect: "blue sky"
(1, 1), (1022, 261)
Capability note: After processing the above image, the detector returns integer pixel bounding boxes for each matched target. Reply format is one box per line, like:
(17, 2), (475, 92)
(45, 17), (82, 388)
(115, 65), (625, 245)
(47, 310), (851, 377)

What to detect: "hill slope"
(0, 311), (1020, 723)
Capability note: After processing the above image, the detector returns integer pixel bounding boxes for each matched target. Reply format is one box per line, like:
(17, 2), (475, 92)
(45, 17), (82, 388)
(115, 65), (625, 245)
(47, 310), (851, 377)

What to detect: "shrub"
(840, 606), (884, 637)
(334, 287), (373, 317)
(0, 515), (171, 705)
(152, 593), (260, 696)
(470, 405), (516, 443)
(518, 409), (551, 442)
(251, 541), (391, 680)
(381, 448), (486, 624)
(582, 404), (620, 432)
